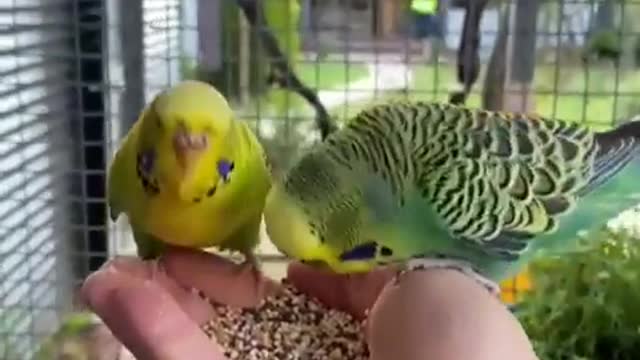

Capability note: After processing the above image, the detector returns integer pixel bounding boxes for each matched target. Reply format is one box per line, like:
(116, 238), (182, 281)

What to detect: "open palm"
(81, 246), (396, 359)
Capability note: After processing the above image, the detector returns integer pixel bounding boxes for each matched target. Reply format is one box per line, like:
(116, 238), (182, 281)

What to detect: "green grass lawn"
(237, 59), (640, 146)
(329, 62), (640, 131)
(235, 60), (370, 122)
(295, 60), (370, 91)
(328, 63), (460, 120)
(533, 64), (640, 131)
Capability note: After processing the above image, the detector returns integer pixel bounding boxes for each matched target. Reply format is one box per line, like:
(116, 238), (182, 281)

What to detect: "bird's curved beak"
(173, 131), (208, 174)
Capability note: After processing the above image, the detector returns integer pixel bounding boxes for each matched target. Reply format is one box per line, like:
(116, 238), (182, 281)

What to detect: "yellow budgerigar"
(107, 80), (271, 272)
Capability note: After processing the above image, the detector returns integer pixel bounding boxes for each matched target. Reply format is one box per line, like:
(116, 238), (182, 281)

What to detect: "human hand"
(81, 247), (395, 359)
(83, 247), (538, 360)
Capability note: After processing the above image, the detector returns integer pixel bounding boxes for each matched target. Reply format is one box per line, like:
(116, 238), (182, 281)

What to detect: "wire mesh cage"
(2, 0), (640, 358)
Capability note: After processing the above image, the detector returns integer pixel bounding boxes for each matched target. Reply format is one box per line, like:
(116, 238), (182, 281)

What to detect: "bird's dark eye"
(380, 246), (393, 257)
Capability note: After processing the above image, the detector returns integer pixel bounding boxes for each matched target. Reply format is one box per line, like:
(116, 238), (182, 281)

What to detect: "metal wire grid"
(1, 0), (85, 358)
(1, 0), (640, 358)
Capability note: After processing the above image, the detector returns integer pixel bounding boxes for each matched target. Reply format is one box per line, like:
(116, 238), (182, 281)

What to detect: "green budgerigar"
(108, 80), (271, 272)
(264, 101), (640, 292)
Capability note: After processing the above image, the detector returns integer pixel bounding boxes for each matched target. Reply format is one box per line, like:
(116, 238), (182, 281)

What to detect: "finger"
(86, 257), (214, 325)
(82, 264), (226, 360)
(161, 247), (280, 308)
(342, 266), (398, 318)
(286, 262), (398, 319)
(365, 269), (539, 360)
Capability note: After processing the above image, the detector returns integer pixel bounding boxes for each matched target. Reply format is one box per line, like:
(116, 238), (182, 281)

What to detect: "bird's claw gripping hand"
(234, 250), (262, 283)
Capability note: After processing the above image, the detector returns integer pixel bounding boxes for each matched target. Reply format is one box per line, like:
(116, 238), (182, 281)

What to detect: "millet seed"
(201, 280), (369, 360)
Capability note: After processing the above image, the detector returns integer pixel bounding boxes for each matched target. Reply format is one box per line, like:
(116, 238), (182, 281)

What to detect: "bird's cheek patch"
(339, 242), (378, 261)
(217, 159), (235, 183)
(136, 150), (160, 195)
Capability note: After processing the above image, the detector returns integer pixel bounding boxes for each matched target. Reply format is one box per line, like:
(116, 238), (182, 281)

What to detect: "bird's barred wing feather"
(332, 102), (598, 260)
(407, 104), (599, 260)
(312, 102), (638, 262)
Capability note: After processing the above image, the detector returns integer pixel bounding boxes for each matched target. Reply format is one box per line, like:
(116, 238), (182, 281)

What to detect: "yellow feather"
(264, 182), (374, 273)
(107, 80), (271, 259)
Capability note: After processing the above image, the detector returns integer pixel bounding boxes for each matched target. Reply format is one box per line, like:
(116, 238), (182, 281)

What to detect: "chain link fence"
(2, 0), (640, 358)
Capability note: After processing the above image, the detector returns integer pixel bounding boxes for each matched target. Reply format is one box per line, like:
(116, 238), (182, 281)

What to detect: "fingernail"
(81, 268), (119, 310)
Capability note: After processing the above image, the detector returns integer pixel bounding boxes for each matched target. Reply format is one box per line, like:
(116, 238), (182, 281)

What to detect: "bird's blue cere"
(217, 159), (234, 183)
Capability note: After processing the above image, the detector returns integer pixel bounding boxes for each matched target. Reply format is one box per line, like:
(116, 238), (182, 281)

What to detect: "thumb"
(286, 262), (398, 319)
(82, 260), (226, 360)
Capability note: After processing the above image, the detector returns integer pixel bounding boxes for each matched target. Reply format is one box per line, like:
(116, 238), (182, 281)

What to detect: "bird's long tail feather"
(544, 119), (640, 249)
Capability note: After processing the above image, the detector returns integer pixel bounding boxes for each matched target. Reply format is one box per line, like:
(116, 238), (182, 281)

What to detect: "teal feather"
(533, 121), (640, 256)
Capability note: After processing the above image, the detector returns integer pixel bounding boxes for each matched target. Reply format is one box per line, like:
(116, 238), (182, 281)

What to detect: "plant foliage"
(517, 228), (640, 360)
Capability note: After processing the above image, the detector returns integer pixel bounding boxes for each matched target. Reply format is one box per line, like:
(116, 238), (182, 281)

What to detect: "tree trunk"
(539, 3), (552, 50)
(482, 0), (540, 113)
(510, 0), (539, 84)
(482, 4), (509, 111)
(503, 0), (539, 113)
(439, 0), (451, 38)
(592, 0), (614, 34)
(448, 0), (489, 104)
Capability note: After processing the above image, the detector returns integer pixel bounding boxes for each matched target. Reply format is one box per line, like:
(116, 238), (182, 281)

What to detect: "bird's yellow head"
(137, 80), (235, 202)
(263, 151), (386, 274)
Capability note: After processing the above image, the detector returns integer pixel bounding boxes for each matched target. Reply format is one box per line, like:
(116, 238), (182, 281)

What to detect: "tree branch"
(235, 0), (336, 140)
(449, 0), (489, 105)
